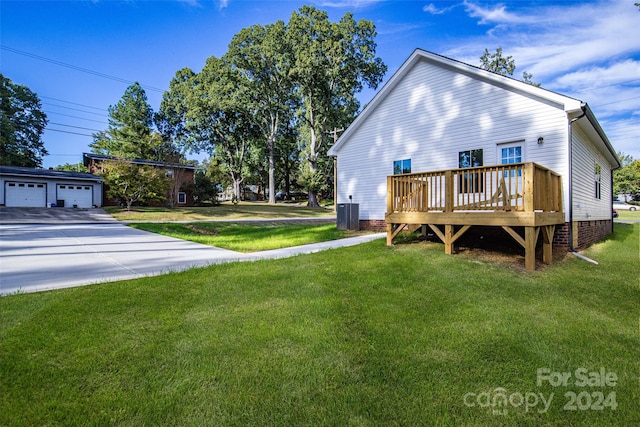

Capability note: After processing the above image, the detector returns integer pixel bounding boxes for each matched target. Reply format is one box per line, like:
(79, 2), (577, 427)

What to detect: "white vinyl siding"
(335, 58), (570, 220)
(571, 126), (613, 221)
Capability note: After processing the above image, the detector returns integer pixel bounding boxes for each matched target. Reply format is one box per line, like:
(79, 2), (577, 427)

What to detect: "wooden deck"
(386, 162), (565, 270)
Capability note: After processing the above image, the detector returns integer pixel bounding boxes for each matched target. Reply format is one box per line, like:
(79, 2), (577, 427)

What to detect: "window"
(393, 159), (411, 175)
(178, 192), (187, 204)
(458, 149), (483, 193)
(500, 145), (522, 177)
(594, 164), (601, 199)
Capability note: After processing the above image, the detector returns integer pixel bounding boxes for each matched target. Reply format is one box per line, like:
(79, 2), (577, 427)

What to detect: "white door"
(5, 182), (47, 207)
(57, 184), (93, 208)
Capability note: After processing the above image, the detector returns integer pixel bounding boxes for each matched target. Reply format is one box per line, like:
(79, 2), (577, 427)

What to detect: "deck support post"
(444, 224), (454, 254)
(542, 225), (555, 264)
(524, 226), (540, 271)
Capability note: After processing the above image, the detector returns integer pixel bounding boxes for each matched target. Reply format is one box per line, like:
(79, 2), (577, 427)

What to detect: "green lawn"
(128, 222), (365, 252)
(104, 202), (335, 221)
(1, 224), (638, 426)
(616, 209), (640, 221)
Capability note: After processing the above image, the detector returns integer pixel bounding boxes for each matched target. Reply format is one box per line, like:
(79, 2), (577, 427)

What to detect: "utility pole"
(327, 128), (344, 212)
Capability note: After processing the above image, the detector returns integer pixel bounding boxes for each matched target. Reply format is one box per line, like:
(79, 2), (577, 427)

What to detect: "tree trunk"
(306, 106), (320, 208)
(233, 177), (242, 202)
(268, 136), (276, 204)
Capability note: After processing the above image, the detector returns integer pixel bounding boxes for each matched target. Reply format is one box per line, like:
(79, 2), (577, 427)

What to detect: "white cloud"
(600, 117), (640, 159)
(462, 0), (537, 25)
(313, 0), (383, 8)
(423, 3), (457, 15)
(553, 60), (640, 94)
(178, 0), (203, 6)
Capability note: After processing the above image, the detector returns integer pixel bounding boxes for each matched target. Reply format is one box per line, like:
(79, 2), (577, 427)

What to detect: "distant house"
(0, 165), (103, 208)
(328, 49), (620, 268)
(83, 153), (196, 207)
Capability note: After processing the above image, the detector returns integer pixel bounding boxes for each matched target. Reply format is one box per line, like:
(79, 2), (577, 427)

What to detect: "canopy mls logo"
(463, 388), (553, 415)
(463, 367), (618, 416)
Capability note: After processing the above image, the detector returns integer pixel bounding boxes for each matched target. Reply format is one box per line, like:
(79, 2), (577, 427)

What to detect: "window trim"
(458, 149), (483, 193)
(393, 159), (411, 175)
(497, 141), (524, 177)
(594, 163), (602, 200)
(177, 191), (187, 205)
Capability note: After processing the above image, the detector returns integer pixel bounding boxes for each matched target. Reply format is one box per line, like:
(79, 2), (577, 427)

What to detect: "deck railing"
(387, 162), (562, 214)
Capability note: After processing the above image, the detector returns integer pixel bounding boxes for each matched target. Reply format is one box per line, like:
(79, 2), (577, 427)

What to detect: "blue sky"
(2, 0), (638, 169)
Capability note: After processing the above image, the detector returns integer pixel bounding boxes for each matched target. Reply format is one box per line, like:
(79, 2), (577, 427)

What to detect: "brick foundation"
(359, 219), (387, 231)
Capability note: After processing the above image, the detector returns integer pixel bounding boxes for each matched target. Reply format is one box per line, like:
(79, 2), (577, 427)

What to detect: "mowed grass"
(616, 209), (640, 220)
(1, 224), (638, 426)
(128, 222), (364, 252)
(104, 202), (335, 221)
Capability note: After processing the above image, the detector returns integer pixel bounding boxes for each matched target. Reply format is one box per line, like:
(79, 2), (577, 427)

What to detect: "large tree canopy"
(287, 6), (387, 206)
(157, 6), (386, 205)
(225, 20), (295, 204)
(0, 74), (48, 167)
(614, 152), (640, 200)
(91, 82), (180, 161)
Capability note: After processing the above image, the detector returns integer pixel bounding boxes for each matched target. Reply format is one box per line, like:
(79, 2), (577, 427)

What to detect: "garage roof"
(0, 165), (103, 182)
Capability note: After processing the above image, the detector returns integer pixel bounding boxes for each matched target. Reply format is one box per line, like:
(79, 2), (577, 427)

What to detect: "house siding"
(571, 126), (614, 221)
(335, 58), (572, 221)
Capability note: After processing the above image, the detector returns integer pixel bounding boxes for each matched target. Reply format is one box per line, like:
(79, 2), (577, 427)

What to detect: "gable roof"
(83, 153), (196, 170)
(0, 165), (103, 182)
(328, 48), (619, 168)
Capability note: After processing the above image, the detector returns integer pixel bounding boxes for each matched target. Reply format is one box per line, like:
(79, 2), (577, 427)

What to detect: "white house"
(328, 49), (620, 263)
(0, 165), (103, 208)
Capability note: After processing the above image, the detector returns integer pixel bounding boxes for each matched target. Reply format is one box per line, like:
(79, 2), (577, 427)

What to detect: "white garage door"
(5, 182), (47, 207)
(57, 184), (93, 208)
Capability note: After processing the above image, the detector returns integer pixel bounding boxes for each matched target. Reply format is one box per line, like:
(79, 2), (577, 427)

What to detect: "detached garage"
(0, 166), (103, 208)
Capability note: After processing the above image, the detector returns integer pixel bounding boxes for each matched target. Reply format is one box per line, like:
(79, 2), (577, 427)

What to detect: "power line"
(43, 102), (108, 117)
(46, 128), (94, 137)
(592, 95), (640, 107)
(44, 111), (108, 125)
(573, 78), (640, 94)
(48, 122), (102, 132)
(40, 95), (106, 111)
(1, 45), (165, 93)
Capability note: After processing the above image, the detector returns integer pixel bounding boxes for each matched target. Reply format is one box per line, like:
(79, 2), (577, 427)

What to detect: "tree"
(91, 83), (181, 161)
(192, 169), (219, 206)
(613, 153), (640, 201)
(100, 158), (170, 210)
(287, 6), (387, 207)
(159, 58), (259, 201)
(480, 47), (540, 86)
(54, 162), (88, 172)
(225, 20), (295, 204)
(0, 74), (48, 167)
(155, 68), (197, 159)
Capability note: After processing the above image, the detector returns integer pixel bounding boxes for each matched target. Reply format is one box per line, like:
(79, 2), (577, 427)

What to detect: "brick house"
(83, 153), (196, 207)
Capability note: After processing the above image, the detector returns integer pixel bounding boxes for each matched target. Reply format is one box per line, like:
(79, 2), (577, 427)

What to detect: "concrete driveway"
(0, 208), (243, 295)
(0, 208), (384, 295)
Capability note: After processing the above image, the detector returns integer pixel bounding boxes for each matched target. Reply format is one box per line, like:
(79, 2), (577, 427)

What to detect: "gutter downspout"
(568, 103), (598, 265)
